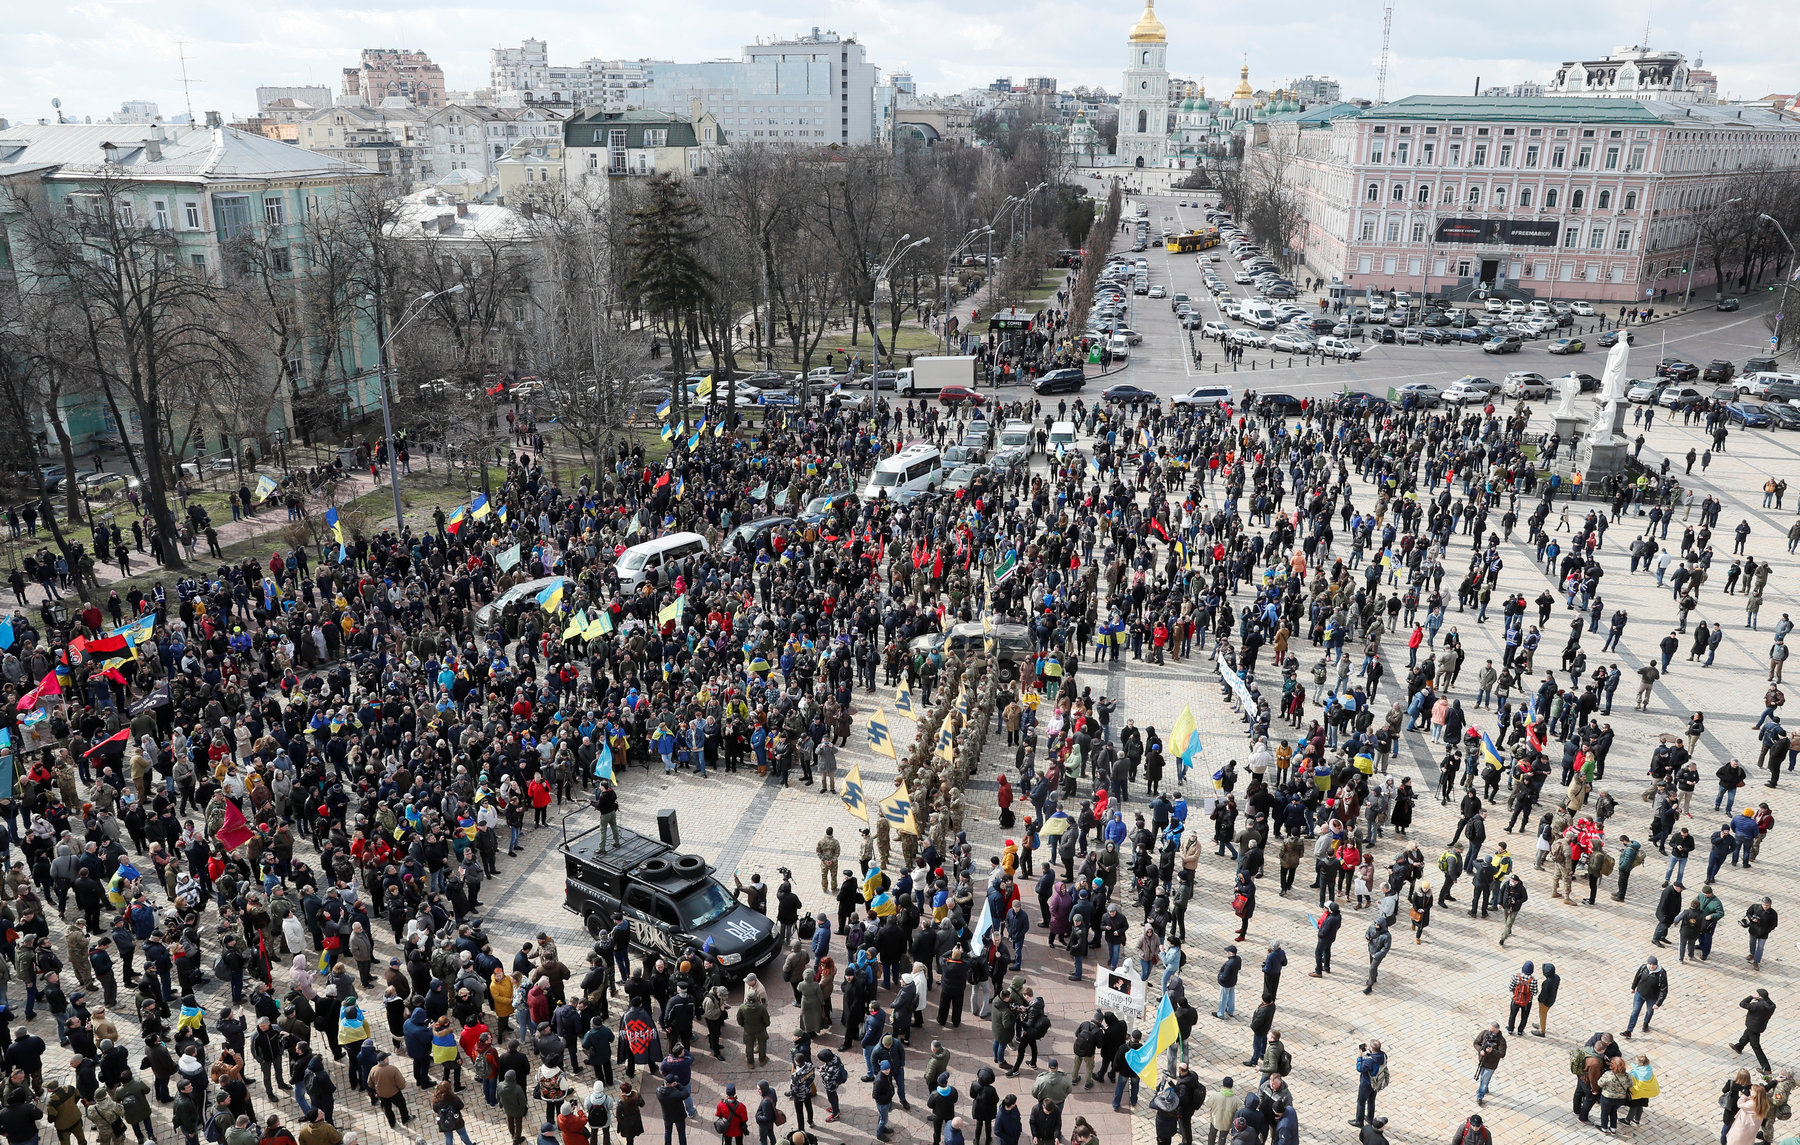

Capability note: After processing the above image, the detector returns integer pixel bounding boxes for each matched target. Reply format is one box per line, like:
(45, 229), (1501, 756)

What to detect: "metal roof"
(0, 122), (377, 182)
(1353, 96), (1664, 124)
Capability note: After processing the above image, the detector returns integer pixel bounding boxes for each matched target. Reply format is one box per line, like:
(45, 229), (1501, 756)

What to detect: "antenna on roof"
(177, 41), (196, 124)
(1377, 4), (1393, 105)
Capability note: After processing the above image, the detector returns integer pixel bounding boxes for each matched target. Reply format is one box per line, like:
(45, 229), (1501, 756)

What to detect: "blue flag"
(595, 742), (615, 781)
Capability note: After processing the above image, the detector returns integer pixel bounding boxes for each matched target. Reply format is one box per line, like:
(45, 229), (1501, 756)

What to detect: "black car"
(1567, 372), (1602, 393)
(562, 824), (779, 976)
(1419, 328), (1460, 345)
(1370, 327), (1397, 344)
(1034, 368), (1087, 395)
(1334, 392), (1392, 416)
(1102, 383), (1156, 403)
(1596, 329), (1635, 348)
(1656, 358), (1700, 381)
(1745, 356), (1781, 375)
(1702, 360), (1737, 383)
(1256, 392), (1305, 415)
(1717, 298), (1741, 312)
(1764, 403), (1800, 430)
(1421, 311), (1453, 327)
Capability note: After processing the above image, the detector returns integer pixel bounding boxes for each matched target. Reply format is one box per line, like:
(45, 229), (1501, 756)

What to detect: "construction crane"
(1377, 3), (1393, 104)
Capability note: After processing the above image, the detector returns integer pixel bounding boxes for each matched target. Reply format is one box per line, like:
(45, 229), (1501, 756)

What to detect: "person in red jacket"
(527, 777), (553, 827)
(715, 1083), (750, 1144)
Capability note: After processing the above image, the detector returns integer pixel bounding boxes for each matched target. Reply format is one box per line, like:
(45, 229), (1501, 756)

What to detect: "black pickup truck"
(561, 824), (779, 976)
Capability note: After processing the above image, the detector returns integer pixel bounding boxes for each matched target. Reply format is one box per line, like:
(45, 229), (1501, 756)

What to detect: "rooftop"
(0, 122), (378, 181)
(1354, 95), (1664, 124)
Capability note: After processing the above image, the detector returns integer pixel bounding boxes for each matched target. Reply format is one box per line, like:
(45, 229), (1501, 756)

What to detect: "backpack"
(1570, 1047), (1590, 1077)
(1150, 1082), (1182, 1113)
(1511, 977), (1533, 1007)
(1271, 1044), (1291, 1076)
(1599, 853), (1615, 877)
(797, 916), (816, 941)
(823, 1058), (849, 1089)
(1373, 1061), (1390, 1092)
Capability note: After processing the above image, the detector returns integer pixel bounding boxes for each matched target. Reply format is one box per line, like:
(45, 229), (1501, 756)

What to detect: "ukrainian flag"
(497, 504), (508, 523)
(471, 493), (490, 519)
(1125, 993), (1181, 1088)
(656, 397), (673, 420)
(536, 580), (564, 614)
(177, 1001), (205, 1033)
(1169, 704), (1199, 769)
(661, 423), (675, 442)
(446, 505), (466, 535)
(325, 506), (344, 544)
(1479, 729), (1505, 773)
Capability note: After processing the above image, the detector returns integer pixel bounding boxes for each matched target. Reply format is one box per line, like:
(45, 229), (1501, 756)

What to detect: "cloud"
(3, 0), (1794, 123)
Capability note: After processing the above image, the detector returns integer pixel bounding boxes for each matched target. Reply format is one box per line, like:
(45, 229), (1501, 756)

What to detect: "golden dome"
(1128, 0), (1167, 43)
(1233, 64), (1254, 99)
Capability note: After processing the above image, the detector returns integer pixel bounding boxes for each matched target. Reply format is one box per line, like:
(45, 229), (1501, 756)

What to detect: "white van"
(1107, 335), (1131, 359)
(1245, 305), (1279, 330)
(999, 420), (1034, 450)
(1048, 420), (1079, 451)
(861, 443), (943, 501)
(615, 531), (711, 589)
(1738, 371), (1800, 397)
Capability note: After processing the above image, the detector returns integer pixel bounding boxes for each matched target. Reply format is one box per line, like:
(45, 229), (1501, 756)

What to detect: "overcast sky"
(5, 0), (1796, 125)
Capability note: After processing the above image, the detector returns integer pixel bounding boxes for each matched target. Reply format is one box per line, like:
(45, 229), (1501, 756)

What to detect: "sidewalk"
(9, 470), (380, 611)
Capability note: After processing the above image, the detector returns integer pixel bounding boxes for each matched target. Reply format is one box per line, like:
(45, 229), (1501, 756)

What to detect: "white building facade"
(1114, 1), (1170, 168)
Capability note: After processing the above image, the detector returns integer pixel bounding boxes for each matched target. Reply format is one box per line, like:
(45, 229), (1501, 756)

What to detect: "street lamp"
(1759, 212), (1798, 355)
(941, 226), (993, 353)
(1683, 197), (1741, 309)
(870, 236), (931, 377)
(365, 283), (465, 533)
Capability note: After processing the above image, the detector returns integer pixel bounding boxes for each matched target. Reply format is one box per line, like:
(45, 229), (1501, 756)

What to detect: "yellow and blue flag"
(1169, 704), (1199, 768)
(254, 474), (278, 502)
(893, 682), (915, 717)
(877, 781), (917, 834)
(595, 742), (615, 781)
(866, 710), (896, 759)
(536, 580), (564, 614)
(325, 506), (344, 545)
(497, 504), (508, 523)
(471, 493), (490, 519)
(446, 505), (466, 535)
(660, 423), (675, 442)
(177, 1001), (205, 1033)
(657, 595), (685, 626)
(1479, 729), (1505, 773)
(656, 397), (673, 420)
(1125, 992), (1181, 1088)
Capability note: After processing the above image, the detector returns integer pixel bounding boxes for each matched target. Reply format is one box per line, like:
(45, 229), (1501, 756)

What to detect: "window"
(1383, 256), (1397, 274)
(1628, 146), (1645, 171)
(1572, 189), (1587, 209)
(1371, 146), (1385, 164)
(1409, 257), (1423, 275)
(270, 247), (292, 273)
(263, 197), (285, 226)
(1448, 143), (1462, 165)
(190, 253), (207, 275)
(1395, 142), (1409, 163)
(152, 200), (168, 229)
(643, 129), (668, 148)
(1525, 144), (1540, 167)
(1589, 226), (1606, 249)
(1472, 144), (1488, 165)
(1467, 186), (1481, 205)
(214, 195), (252, 240)
(117, 201), (135, 227)
(1387, 222), (1401, 242)
(1366, 183), (1379, 202)
(1416, 184), (1430, 203)
(1494, 186), (1507, 207)
(1360, 220), (1376, 241)
(1358, 255), (1373, 273)
(1422, 143), (1435, 163)
(182, 201), (202, 229)
(1392, 183), (1404, 201)
(1551, 147), (1566, 169)
(1576, 146), (1592, 168)
(1411, 223), (1426, 242)
(1442, 185), (1456, 204)
(1519, 188), (1532, 207)
(1136, 110), (1147, 133)
(1615, 227), (1632, 250)
(1498, 144), (1513, 167)
(1545, 188), (1559, 207)
(1604, 147), (1620, 170)
(1623, 190), (1637, 210)
(1563, 227), (1578, 248)
(1597, 190), (1611, 209)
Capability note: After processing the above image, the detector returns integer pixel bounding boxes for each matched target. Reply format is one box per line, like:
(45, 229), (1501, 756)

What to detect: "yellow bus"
(1164, 229), (1221, 254)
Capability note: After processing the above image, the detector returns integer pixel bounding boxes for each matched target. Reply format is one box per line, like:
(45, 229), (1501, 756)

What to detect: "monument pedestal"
(1579, 438), (1631, 482)
(1547, 414), (1588, 468)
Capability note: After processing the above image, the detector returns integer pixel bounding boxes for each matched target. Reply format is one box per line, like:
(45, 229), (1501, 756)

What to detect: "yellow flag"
(657, 596), (685, 626)
(563, 609), (588, 639)
(866, 710), (896, 759)
(695, 375), (714, 398)
(934, 724), (955, 762)
(582, 615), (609, 640)
(893, 683), (915, 717)
(840, 763), (870, 822)
(877, 781), (919, 835)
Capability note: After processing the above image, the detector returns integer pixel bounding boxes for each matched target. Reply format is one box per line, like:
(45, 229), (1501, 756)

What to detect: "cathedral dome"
(1128, 0), (1167, 43)
(1233, 65), (1254, 99)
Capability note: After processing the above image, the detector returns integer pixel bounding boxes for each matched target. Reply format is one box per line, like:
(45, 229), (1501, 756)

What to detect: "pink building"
(1274, 96), (1800, 303)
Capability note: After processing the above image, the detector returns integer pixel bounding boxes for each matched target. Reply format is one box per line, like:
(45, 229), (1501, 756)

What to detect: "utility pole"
(1377, 5), (1394, 105)
(177, 41), (196, 124)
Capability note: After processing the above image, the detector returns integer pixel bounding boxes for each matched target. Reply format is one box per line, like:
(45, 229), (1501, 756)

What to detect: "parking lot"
(1086, 191), (1795, 419)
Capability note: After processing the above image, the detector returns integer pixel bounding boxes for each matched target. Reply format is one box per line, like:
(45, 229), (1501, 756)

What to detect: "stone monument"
(1578, 338), (1634, 480)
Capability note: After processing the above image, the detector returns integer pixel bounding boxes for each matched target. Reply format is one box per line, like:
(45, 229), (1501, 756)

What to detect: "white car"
(1316, 336), (1362, 361)
(1442, 379), (1494, 405)
(1485, 297), (1507, 313)
(1202, 321), (1231, 339)
(1571, 301), (1596, 317)
(1226, 329), (1267, 349)
(1116, 328), (1144, 345)
(1270, 333), (1316, 353)
(1658, 384), (1705, 408)
(1627, 380), (1662, 403)
(1234, 271), (1255, 284)
(1148, 285), (1167, 298)
(1501, 372), (1550, 398)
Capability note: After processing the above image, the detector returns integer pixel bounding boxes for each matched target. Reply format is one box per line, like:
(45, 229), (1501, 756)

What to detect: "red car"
(938, 386), (986, 406)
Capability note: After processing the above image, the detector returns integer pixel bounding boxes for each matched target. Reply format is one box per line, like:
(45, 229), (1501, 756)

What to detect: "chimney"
(456, 202), (469, 218)
(521, 201), (535, 219)
(204, 110), (223, 128)
(437, 212), (455, 231)
(425, 193), (439, 206)
(142, 138), (162, 162)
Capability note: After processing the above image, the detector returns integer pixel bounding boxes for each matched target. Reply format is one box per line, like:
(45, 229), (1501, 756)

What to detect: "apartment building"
(341, 49), (446, 109)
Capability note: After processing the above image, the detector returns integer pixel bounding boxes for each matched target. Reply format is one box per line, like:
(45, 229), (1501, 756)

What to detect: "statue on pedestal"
(1554, 374), (1580, 419)
(1588, 337), (1634, 445)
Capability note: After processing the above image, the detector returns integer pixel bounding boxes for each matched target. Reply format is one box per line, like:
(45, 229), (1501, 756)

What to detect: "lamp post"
(1682, 196), (1741, 309)
(942, 227), (993, 353)
(366, 283), (464, 533)
(870, 235), (931, 378)
(1760, 212), (1798, 355)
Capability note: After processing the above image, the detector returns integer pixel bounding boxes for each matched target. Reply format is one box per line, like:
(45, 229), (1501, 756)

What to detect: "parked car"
(1255, 392), (1305, 415)
(1148, 285), (1167, 298)
(1442, 379), (1494, 405)
(1547, 338), (1586, 355)
(1656, 358), (1700, 381)
(1657, 384), (1707, 408)
(1626, 379), (1664, 404)
(1724, 401), (1772, 427)
(1717, 297), (1741, 312)
(1482, 336), (1523, 355)
(1394, 382), (1443, 408)
(1101, 384), (1156, 402)
(1571, 301), (1596, 317)
(1270, 333), (1316, 354)
(1033, 368), (1087, 395)
(1501, 372), (1551, 399)
(1701, 359), (1736, 383)
(1763, 402), (1800, 429)
(938, 386), (986, 407)
(1596, 329), (1635, 348)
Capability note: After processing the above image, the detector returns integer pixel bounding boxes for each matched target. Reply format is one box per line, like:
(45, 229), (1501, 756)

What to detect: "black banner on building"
(1433, 218), (1560, 247)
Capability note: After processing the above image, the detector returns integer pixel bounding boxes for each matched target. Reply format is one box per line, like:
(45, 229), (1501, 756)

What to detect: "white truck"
(899, 355), (979, 396)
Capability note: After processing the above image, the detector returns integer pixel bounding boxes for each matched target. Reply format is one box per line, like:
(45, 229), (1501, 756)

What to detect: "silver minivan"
(615, 531), (711, 589)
